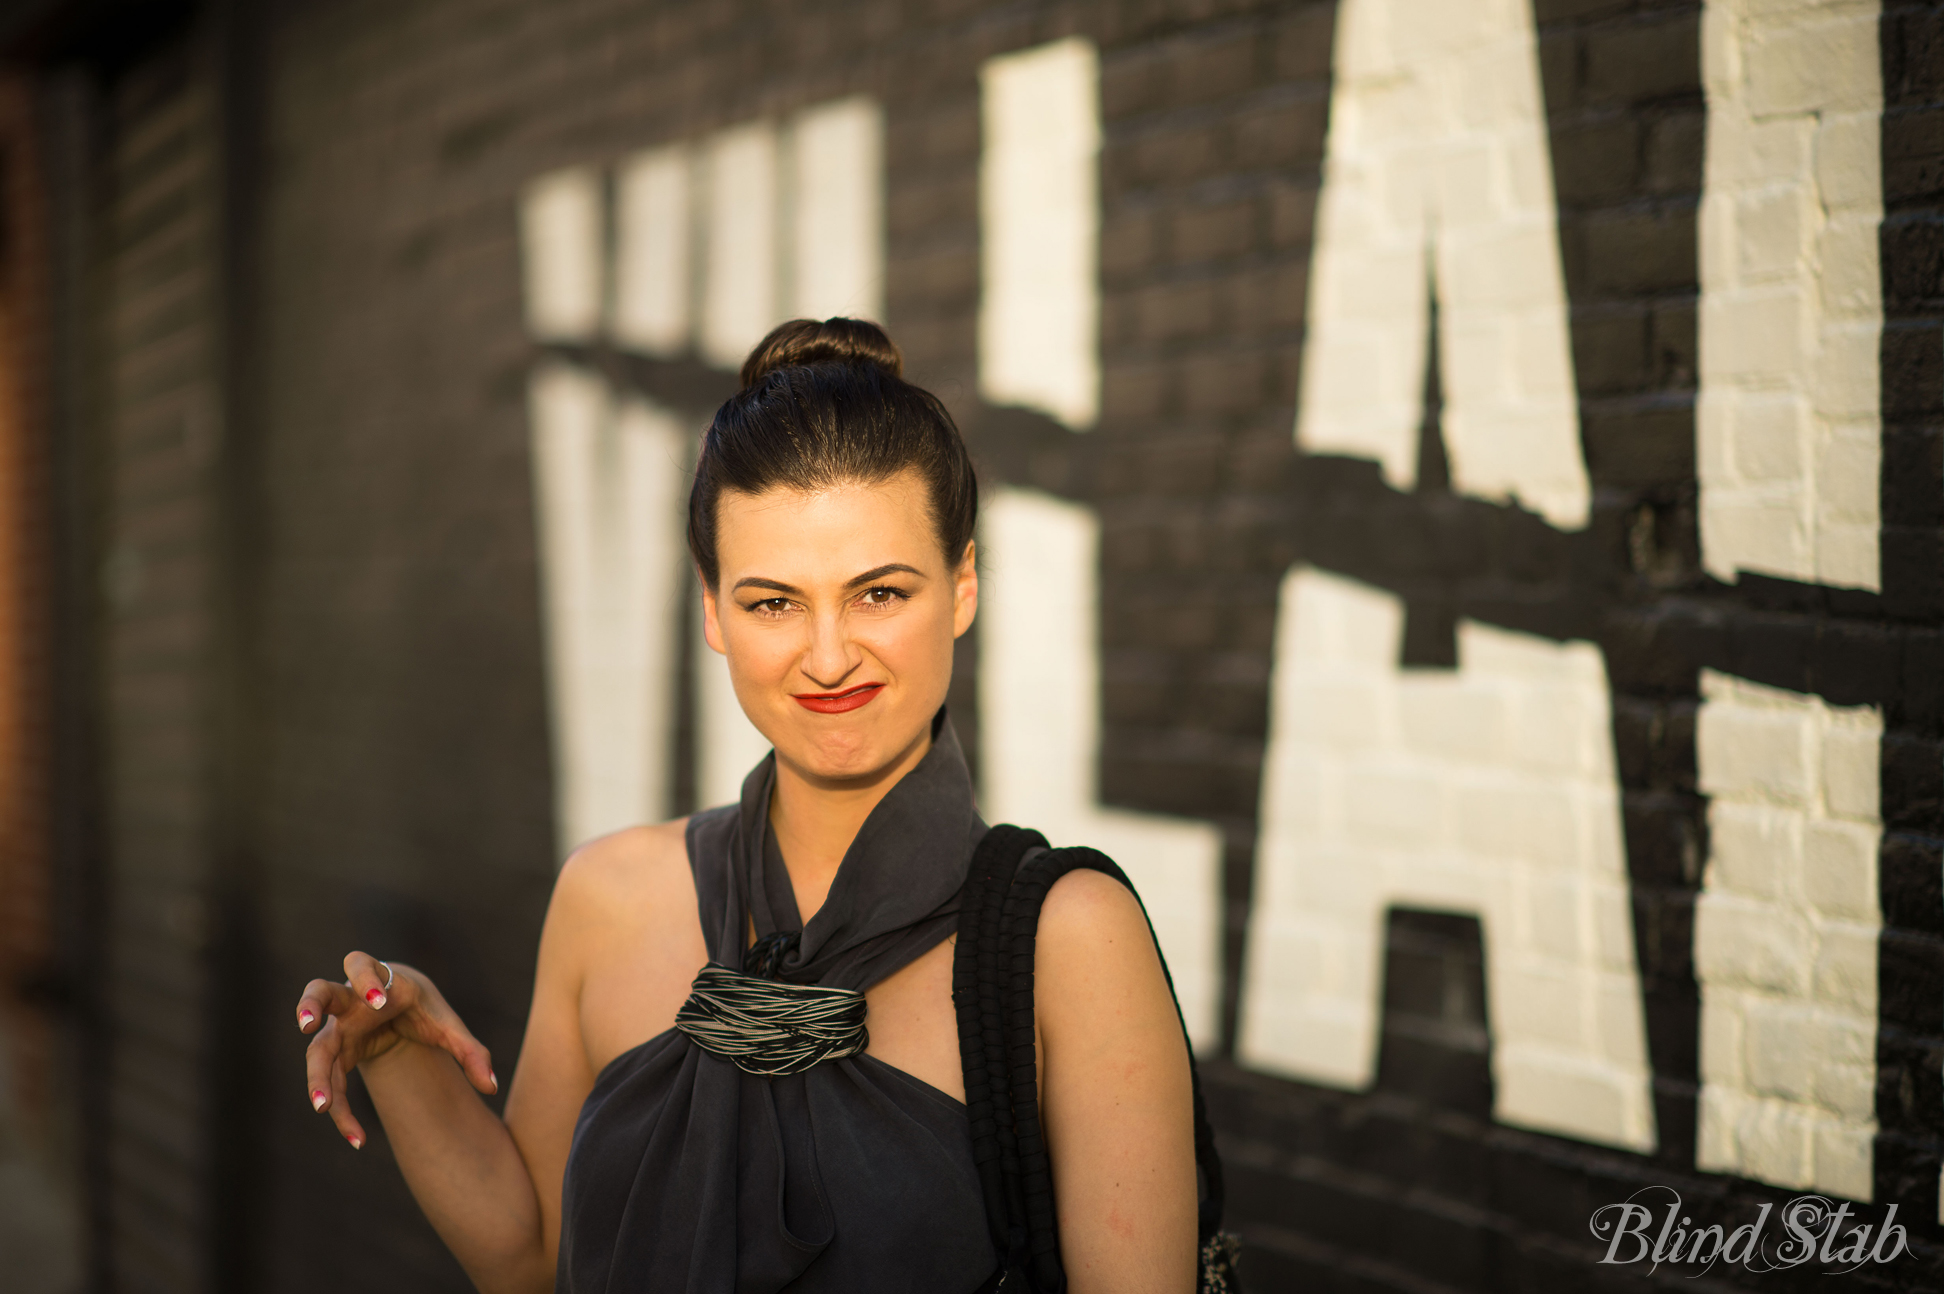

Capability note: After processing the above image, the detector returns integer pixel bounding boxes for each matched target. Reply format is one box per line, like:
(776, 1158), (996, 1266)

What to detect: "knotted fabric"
(675, 964), (868, 1077)
(557, 709), (996, 1294)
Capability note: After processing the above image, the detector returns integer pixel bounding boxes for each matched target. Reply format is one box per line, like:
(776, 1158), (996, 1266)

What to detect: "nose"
(799, 607), (861, 691)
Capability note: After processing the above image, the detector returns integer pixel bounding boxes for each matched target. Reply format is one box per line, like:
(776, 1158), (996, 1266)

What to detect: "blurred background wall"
(0, 0), (1939, 1290)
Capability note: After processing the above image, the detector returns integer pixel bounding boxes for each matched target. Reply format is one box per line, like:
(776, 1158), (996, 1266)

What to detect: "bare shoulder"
(1037, 867), (1156, 961)
(547, 819), (695, 942)
(1035, 866), (1174, 1035)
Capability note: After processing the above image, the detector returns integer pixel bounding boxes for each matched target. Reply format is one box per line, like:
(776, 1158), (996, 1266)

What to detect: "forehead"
(713, 472), (939, 580)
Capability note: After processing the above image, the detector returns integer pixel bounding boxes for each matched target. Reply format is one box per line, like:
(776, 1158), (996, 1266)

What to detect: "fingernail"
(489, 1071), (499, 1092)
(297, 1009), (315, 1029)
(365, 989), (386, 1009)
(310, 1090), (327, 1112)
(347, 1133), (363, 1150)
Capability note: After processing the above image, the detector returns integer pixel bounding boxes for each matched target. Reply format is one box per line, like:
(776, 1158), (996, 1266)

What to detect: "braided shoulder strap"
(953, 824), (1046, 1286)
(953, 833), (1239, 1294)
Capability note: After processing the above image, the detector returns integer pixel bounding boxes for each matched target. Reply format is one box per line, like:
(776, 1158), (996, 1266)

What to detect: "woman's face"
(701, 469), (977, 785)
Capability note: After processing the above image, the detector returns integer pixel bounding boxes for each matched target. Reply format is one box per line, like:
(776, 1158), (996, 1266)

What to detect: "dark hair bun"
(692, 317), (976, 589)
(739, 317), (903, 388)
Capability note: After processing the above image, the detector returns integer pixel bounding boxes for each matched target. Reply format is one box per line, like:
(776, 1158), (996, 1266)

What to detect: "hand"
(295, 951), (498, 1148)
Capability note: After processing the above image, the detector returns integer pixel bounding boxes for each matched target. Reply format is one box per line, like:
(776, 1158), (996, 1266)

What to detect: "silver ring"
(378, 961), (394, 992)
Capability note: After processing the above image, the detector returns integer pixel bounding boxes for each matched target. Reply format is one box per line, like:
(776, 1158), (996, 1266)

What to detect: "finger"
(343, 950), (394, 1012)
(306, 1020), (368, 1148)
(326, 1053), (366, 1149)
(433, 1015), (498, 1096)
(295, 979), (359, 1033)
(304, 1018), (346, 1115)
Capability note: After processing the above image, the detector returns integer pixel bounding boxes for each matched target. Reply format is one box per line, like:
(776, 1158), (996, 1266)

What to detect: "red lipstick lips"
(792, 683), (885, 714)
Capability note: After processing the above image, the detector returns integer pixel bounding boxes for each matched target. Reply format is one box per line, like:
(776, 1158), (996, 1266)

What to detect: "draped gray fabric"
(557, 712), (996, 1293)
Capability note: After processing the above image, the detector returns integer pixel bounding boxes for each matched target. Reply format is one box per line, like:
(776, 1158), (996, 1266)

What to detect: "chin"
(776, 704), (928, 784)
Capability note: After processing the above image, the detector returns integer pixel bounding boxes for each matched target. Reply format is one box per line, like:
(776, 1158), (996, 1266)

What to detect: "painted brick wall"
(1694, 670), (1884, 1200)
(1699, 0), (1885, 591)
(15, 0), (1943, 1291)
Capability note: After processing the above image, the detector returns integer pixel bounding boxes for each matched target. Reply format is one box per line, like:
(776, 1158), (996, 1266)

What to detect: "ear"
(951, 540), (979, 639)
(701, 578), (728, 656)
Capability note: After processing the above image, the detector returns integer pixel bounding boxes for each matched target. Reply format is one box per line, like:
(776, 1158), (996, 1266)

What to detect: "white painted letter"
(980, 39), (1101, 430)
(519, 166), (604, 343)
(1699, 0), (1884, 590)
(1293, 0), (1588, 527)
(788, 98), (885, 323)
(1240, 568), (1656, 1151)
(1694, 670), (1883, 1200)
(613, 146), (692, 356)
(700, 122), (780, 368)
(528, 365), (690, 855)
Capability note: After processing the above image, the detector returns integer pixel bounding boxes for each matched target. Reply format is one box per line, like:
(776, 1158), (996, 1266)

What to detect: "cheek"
(862, 603), (958, 677)
(722, 620), (802, 685)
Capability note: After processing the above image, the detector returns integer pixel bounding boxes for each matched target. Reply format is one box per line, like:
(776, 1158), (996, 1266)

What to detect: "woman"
(294, 319), (1198, 1293)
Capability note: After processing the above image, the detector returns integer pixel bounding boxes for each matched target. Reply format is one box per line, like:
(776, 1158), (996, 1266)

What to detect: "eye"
(856, 585), (910, 609)
(743, 596), (795, 618)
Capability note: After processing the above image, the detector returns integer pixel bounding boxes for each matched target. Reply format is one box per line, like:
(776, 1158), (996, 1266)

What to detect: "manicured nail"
(310, 1090), (327, 1112)
(365, 989), (386, 1010)
(489, 1071), (499, 1092)
(297, 1009), (315, 1029)
(347, 1133), (363, 1150)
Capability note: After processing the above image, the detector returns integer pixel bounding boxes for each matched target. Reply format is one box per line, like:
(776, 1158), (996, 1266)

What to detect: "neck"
(768, 726), (934, 924)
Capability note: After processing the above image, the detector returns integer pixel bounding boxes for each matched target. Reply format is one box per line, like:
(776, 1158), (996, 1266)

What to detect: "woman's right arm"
(296, 847), (615, 1294)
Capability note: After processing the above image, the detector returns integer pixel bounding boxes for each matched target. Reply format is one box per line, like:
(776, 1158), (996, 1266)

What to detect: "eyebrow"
(731, 563), (926, 598)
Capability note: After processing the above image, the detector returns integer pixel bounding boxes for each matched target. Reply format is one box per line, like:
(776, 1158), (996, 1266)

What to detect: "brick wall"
(0, 63), (84, 1294)
(90, 38), (227, 1292)
(13, 0), (1942, 1290)
(0, 71), (58, 1157)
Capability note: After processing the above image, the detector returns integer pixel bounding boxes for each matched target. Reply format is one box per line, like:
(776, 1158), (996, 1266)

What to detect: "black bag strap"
(952, 824), (1047, 1281)
(954, 831), (1229, 1293)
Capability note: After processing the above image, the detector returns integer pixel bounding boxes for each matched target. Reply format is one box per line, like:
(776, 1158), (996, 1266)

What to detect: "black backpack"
(953, 824), (1242, 1293)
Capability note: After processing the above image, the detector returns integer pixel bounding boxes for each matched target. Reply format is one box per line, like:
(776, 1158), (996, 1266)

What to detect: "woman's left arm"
(1037, 869), (1199, 1294)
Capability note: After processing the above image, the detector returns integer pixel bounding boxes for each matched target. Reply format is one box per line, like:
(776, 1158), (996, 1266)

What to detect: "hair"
(686, 317), (979, 588)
